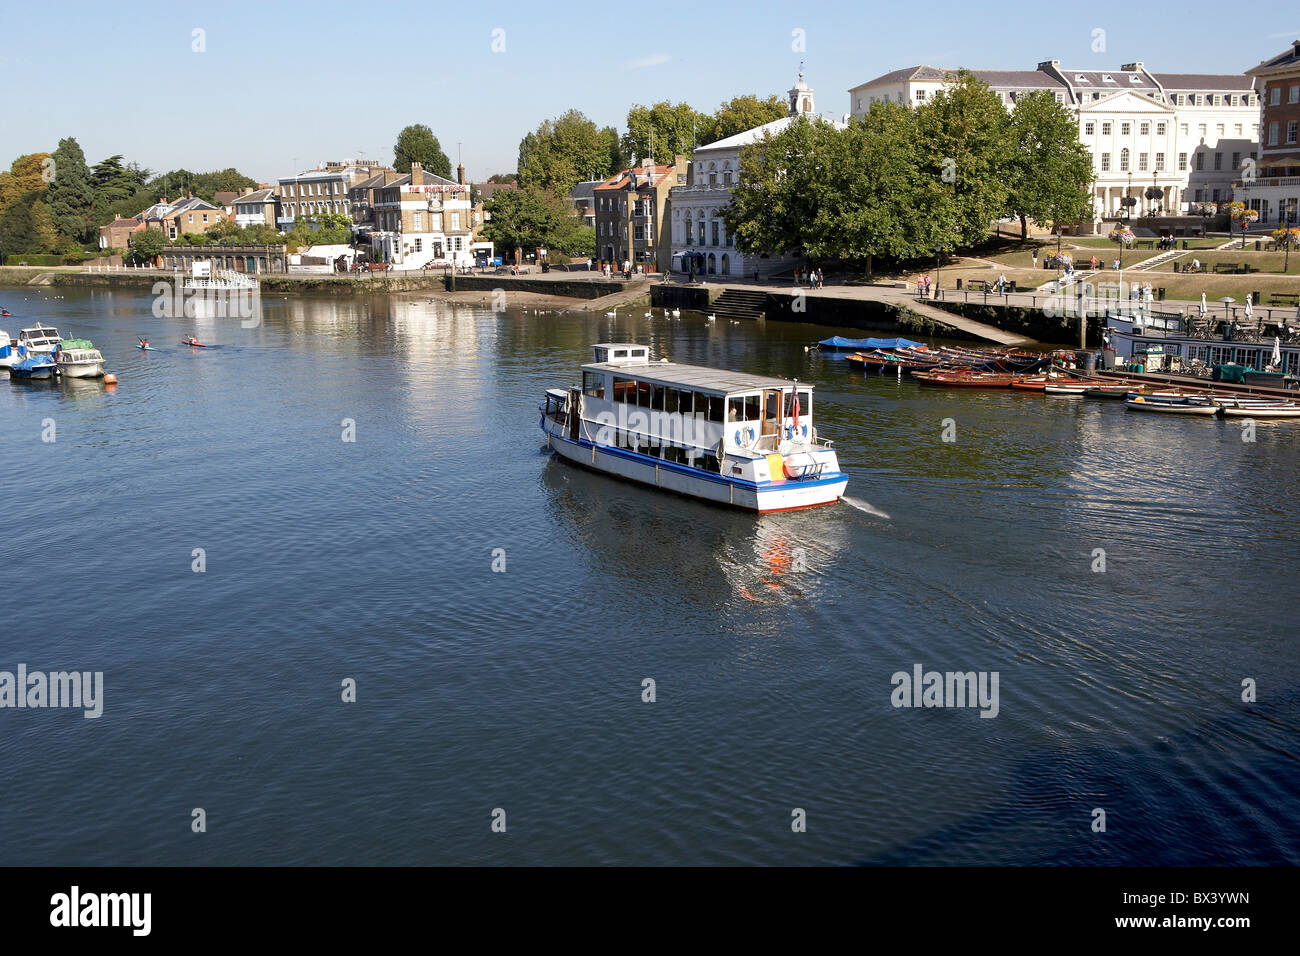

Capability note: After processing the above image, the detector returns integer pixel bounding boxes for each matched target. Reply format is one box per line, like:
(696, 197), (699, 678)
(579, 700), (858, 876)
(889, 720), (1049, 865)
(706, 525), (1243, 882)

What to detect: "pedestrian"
(1113, 257), (1120, 271)
(1032, 248), (1039, 266)
(794, 266), (800, 285)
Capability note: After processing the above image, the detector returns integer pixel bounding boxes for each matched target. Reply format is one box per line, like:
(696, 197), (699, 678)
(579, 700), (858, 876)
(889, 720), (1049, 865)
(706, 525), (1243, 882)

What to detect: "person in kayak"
(139, 337), (149, 348)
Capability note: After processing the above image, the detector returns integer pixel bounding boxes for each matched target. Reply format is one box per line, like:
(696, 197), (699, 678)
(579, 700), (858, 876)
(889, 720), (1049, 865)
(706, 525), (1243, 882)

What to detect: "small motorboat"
(1217, 400), (1300, 418)
(54, 339), (105, 378)
(17, 322), (61, 353)
(0, 331), (22, 369)
(9, 353), (56, 380)
(1125, 395), (1219, 415)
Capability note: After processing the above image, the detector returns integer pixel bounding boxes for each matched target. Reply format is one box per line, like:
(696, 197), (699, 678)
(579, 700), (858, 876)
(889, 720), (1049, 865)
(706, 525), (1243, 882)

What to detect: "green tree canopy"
(0, 153), (52, 214)
(47, 137), (97, 245)
(913, 71), (1013, 252)
(1006, 91), (1094, 239)
(127, 226), (167, 263)
(481, 186), (580, 262)
(0, 191), (59, 256)
(393, 124), (452, 178)
(702, 94), (788, 145)
(518, 110), (622, 195)
(623, 101), (707, 165)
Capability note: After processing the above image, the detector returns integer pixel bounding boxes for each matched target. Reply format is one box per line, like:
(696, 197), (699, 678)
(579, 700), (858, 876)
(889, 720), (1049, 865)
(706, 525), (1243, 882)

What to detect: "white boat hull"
(1220, 404), (1300, 418)
(542, 421), (847, 512)
(57, 361), (104, 378)
(1125, 400), (1219, 415)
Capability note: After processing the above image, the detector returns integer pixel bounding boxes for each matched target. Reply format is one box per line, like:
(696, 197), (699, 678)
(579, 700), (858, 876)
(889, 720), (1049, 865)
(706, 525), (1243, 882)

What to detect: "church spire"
(788, 67), (815, 117)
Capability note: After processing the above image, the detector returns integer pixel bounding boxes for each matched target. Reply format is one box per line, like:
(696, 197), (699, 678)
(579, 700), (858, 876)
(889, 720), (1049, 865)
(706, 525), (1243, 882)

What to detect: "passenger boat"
(913, 370), (1017, 388)
(9, 353), (56, 380)
(1124, 395), (1219, 415)
(540, 344), (848, 512)
(54, 339), (105, 378)
(17, 323), (61, 354)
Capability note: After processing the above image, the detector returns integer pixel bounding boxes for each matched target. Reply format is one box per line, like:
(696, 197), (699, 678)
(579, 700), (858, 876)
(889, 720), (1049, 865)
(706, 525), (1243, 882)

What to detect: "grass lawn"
(1145, 250), (1300, 275)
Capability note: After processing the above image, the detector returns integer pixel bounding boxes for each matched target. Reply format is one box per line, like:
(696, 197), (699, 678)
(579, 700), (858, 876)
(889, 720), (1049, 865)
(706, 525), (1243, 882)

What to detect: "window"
(1130, 74), (1142, 84)
(413, 211), (422, 231)
(1102, 121), (1112, 135)
(1140, 122), (1149, 135)
(711, 220), (719, 246)
(704, 394), (724, 423)
(1291, 85), (1300, 104)
(1234, 124), (1242, 136)
(1102, 74), (1114, 83)
(1175, 94), (1184, 105)
(1180, 123), (1188, 135)
(413, 238), (421, 252)
(202, 214), (208, 222)
(454, 238), (462, 251)
(856, 98), (862, 109)
(431, 213), (442, 231)
(1157, 123), (1166, 135)
(1100, 152), (1111, 172)
(583, 371), (605, 399)
(1085, 121), (1095, 135)
(1214, 153), (1222, 170)
(1121, 122), (1131, 135)
(916, 90), (926, 101)
(1269, 122), (1279, 146)
(1120, 148), (1129, 172)
(1155, 153), (1165, 171)
(1289, 121), (1299, 145)
(1139, 153), (1148, 171)
(1216, 124), (1224, 137)
(1231, 152), (1241, 170)
(1270, 87), (1281, 106)
(1198, 124), (1207, 138)
(722, 171), (732, 185)
(450, 213), (460, 230)
(1055, 92), (1063, 103)
(187, 214), (193, 223)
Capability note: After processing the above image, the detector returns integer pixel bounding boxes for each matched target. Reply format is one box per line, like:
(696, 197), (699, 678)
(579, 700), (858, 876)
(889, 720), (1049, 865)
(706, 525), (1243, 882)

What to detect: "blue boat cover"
(819, 336), (926, 350)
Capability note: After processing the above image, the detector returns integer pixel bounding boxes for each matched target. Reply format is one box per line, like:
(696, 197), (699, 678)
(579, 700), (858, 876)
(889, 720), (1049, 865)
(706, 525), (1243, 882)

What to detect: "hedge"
(3, 254), (64, 265)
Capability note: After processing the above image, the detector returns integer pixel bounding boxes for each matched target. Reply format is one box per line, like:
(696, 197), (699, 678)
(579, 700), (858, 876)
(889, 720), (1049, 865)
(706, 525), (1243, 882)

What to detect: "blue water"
(1, 285), (1297, 865)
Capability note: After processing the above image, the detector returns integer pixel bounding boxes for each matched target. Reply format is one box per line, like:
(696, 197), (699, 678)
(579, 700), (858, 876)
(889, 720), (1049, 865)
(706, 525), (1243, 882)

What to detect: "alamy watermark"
(891, 663), (999, 718)
(1, 665), (103, 718)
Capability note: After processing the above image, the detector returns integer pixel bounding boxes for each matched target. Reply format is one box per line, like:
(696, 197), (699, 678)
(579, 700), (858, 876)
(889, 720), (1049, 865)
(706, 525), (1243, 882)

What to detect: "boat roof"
(583, 359), (807, 393)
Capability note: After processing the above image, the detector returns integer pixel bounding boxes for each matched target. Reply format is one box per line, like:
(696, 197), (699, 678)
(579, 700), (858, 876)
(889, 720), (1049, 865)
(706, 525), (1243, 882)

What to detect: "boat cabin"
(567, 344), (817, 470)
(18, 323), (61, 351)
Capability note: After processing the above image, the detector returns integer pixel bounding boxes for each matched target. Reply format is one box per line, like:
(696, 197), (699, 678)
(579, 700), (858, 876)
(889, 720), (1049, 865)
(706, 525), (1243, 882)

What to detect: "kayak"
(181, 340), (206, 347)
(138, 344), (158, 351)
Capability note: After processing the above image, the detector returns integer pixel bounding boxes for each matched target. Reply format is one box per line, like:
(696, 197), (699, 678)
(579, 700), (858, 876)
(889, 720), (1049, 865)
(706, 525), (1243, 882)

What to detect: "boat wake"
(840, 496), (890, 520)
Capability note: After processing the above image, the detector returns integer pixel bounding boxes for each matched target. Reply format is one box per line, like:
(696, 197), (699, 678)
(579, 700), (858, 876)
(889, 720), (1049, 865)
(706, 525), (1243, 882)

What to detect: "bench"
(1213, 262), (1250, 274)
(1270, 293), (1300, 306)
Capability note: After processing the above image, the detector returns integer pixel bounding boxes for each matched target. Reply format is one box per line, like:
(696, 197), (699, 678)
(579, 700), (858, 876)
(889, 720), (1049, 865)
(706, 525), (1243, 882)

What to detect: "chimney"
(457, 162), (466, 185)
(242, 187), (254, 195)
(411, 161), (424, 186)
(1294, 39), (1300, 58)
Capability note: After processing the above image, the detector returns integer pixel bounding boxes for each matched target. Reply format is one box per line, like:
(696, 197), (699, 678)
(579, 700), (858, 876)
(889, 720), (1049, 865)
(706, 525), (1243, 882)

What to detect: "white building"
(370, 162), (474, 269)
(668, 72), (845, 277)
(849, 60), (1259, 226)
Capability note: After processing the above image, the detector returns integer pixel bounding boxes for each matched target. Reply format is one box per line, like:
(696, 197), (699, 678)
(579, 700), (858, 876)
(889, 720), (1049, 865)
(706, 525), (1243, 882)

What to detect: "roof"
(696, 114), (846, 153)
(583, 358), (805, 393)
(106, 217), (142, 228)
(569, 180), (601, 201)
(234, 188), (276, 204)
(970, 69), (1065, 89)
(1248, 42), (1300, 75)
(476, 181), (518, 199)
(350, 172), (389, 191)
(213, 191), (239, 205)
(850, 65), (952, 90)
(595, 164), (676, 191)
(1151, 73), (1255, 90)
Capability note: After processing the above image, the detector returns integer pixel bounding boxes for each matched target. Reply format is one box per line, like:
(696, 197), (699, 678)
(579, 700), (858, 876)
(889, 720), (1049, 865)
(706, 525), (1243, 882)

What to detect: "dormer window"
(1075, 74), (1089, 83)
(1102, 74), (1114, 83)
(1130, 75), (1142, 84)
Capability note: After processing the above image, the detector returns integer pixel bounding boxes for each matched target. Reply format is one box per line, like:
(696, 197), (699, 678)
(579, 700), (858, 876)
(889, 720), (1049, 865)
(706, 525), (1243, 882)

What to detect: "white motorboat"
(17, 322), (61, 354)
(540, 344), (849, 512)
(0, 330), (22, 369)
(1218, 401), (1300, 418)
(54, 338), (105, 378)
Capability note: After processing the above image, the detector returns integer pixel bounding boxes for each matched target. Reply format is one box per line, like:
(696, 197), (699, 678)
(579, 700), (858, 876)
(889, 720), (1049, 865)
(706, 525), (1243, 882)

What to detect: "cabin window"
(583, 371), (605, 398)
(743, 394), (761, 421)
(706, 395), (725, 423)
(630, 348), (646, 359)
(700, 452), (720, 473)
(613, 348), (629, 358)
(796, 389), (812, 415)
(664, 388), (681, 414)
(593, 348), (609, 362)
(765, 392), (780, 420)
(636, 380), (652, 407)
(727, 397), (744, 421)
(613, 377), (636, 402)
(650, 384), (665, 411)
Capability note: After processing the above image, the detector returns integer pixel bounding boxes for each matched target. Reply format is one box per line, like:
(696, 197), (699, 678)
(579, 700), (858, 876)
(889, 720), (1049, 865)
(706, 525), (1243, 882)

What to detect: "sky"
(2, 0), (1297, 185)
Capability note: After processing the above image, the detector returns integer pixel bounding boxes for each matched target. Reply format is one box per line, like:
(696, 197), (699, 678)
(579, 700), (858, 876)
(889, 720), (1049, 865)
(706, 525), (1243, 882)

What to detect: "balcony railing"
(1232, 177), (1300, 188)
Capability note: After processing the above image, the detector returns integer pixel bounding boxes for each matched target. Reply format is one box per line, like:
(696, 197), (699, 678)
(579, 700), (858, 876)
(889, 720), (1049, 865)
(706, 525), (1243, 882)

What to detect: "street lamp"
(1126, 172), (1133, 221)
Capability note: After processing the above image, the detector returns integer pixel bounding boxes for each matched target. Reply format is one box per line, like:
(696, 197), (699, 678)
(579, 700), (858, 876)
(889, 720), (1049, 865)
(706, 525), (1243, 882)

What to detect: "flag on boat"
(792, 389), (801, 432)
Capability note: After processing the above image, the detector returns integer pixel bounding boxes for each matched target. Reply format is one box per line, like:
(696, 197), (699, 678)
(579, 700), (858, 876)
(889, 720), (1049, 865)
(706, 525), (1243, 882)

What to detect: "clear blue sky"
(3, 0), (1296, 184)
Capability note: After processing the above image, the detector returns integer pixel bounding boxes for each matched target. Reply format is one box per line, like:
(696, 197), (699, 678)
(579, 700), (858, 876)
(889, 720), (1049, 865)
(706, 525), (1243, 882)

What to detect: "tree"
(0, 153), (52, 214)
(518, 110), (622, 195)
(46, 137), (97, 245)
(486, 173), (517, 184)
(913, 71), (1012, 253)
(393, 124), (452, 178)
(1272, 225), (1300, 271)
(127, 228), (167, 264)
(623, 101), (707, 165)
(0, 191), (59, 256)
(481, 187), (578, 263)
(1006, 91), (1094, 240)
(702, 94), (788, 145)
